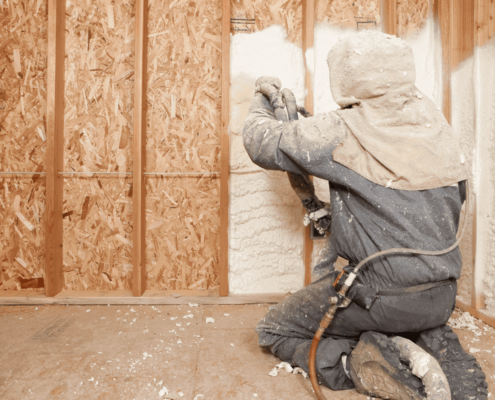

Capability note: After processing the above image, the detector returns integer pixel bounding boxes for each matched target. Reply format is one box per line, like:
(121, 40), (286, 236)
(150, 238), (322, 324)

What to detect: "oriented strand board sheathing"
(230, 0), (303, 44)
(397, 0), (429, 37)
(315, 0), (381, 28)
(145, 177), (220, 290)
(63, 177), (133, 290)
(63, 0), (134, 290)
(145, 0), (222, 290)
(0, 177), (46, 291)
(0, 0), (48, 290)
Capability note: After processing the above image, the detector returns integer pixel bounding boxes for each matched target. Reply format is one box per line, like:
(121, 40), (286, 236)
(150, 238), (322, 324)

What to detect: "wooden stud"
(45, 0), (66, 297)
(132, 0), (148, 296)
(219, 0), (231, 297)
(303, 0), (315, 286)
(382, 0), (397, 36)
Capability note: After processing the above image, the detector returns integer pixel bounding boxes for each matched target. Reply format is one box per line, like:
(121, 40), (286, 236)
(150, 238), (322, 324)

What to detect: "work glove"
(255, 76), (285, 109)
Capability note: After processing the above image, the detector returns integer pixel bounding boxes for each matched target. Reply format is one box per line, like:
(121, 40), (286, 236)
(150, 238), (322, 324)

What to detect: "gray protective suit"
(242, 91), (464, 391)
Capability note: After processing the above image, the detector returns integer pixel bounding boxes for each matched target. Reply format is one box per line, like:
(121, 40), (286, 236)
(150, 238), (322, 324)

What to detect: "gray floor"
(0, 304), (493, 399)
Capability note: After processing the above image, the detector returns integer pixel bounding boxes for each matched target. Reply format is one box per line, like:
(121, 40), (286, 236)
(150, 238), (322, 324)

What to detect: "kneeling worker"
(242, 31), (488, 399)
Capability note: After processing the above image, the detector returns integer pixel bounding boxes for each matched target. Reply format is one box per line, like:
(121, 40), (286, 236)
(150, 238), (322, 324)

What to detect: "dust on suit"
(242, 92), (465, 390)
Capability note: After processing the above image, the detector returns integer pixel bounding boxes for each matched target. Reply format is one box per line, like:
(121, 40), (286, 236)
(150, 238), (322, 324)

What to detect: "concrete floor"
(0, 304), (493, 400)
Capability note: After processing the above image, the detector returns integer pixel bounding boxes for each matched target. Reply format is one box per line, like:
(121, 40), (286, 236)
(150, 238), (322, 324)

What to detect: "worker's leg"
(256, 271), (356, 390)
(256, 274), (458, 391)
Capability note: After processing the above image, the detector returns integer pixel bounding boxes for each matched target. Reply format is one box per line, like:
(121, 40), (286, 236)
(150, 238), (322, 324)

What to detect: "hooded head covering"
(329, 30), (468, 190)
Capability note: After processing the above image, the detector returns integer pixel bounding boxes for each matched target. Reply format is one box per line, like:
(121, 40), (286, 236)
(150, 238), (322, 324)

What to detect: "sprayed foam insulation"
(477, 39), (495, 315)
(145, 0), (222, 291)
(457, 38), (495, 314)
(62, 0), (135, 290)
(231, 0), (303, 44)
(0, 0), (48, 291)
(230, 23), (306, 294)
(451, 58), (476, 302)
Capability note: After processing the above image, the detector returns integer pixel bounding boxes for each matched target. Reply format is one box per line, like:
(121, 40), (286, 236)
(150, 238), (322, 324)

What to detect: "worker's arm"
(242, 93), (348, 183)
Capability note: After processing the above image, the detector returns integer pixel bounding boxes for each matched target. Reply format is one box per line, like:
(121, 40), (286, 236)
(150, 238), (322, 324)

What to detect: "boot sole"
(349, 331), (426, 400)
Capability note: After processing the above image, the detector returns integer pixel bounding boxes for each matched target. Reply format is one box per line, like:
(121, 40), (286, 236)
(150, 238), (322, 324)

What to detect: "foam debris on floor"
(0, 305), (492, 399)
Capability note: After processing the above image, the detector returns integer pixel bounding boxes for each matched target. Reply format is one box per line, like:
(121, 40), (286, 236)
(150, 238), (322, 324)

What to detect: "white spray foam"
(229, 25), (306, 294)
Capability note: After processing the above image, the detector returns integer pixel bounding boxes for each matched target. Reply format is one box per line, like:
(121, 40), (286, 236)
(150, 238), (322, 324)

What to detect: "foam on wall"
(229, 26), (306, 294)
(472, 39), (495, 314)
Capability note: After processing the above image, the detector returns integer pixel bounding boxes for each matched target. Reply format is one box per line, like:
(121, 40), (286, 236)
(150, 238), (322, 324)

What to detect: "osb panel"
(230, 0), (303, 44)
(0, 0), (48, 290)
(63, 177), (133, 291)
(63, 0), (134, 290)
(145, 177), (220, 290)
(397, 0), (429, 37)
(146, 0), (221, 290)
(0, 177), (46, 291)
(316, 0), (381, 28)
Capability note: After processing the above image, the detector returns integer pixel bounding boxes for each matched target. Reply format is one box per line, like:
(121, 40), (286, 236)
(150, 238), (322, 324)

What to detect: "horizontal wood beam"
(0, 291), (287, 305)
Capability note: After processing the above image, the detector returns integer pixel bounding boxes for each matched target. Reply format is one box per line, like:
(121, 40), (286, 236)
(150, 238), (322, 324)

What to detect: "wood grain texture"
(63, 0), (135, 291)
(397, 0), (429, 37)
(145, 0), (221, 292)
(475, 0), (495, 47)
(303, 0), (315, 287)
(316, 0), (381, 28)
(220, 0), (230, 296)
(433, 0), (451, 123)
(132, 0), (148, 296)
(45, 0), (66, 297)
(382, 0), (397, 36)
(0, 1), (48, 293)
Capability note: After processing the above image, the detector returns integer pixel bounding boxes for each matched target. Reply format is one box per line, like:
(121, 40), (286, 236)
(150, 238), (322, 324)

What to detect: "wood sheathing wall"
(62, 0), (135, 291)
(231, 0), (303, 44)
(315, 0), (381, 27)
(0, 0), (47, 291)
(145, 0), (222, 291)
(397, 0), (429, 37)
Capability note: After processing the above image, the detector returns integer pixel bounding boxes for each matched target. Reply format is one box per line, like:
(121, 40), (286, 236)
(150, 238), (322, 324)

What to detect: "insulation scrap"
(230, 0), (303, 44)
(62, 0), (134, 290)
(269, 361), (296, 376)
(205, 317), (215, 323)
(449, 311), (483, 337)
(145, 0), (221, 291)
(316, 0), (381, 29)
(0, 0), (47, 291)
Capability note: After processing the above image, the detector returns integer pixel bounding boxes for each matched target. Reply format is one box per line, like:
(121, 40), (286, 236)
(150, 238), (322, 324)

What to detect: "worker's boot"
(416, 324), (488, 400)
(347, 331), (426, 400)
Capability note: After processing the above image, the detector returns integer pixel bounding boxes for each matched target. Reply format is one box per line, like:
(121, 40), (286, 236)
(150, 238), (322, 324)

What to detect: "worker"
(242, 31), (488, 399)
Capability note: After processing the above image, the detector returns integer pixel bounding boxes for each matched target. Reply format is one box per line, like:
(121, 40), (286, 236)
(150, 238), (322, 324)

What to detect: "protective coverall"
(242, 31), (468, 391)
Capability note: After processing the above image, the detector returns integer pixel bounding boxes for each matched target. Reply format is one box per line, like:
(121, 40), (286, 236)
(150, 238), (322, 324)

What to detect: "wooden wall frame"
(219, 0), (230, 297)
(1, 0), (492, 323)
(45, 0), (66, 297)
(132, 0), (148, 297)
(303, 0), (315, 286)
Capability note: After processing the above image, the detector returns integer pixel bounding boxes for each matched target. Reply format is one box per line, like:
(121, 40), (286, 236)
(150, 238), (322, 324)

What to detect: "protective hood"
(329, 30), (468, 190)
